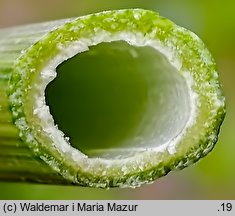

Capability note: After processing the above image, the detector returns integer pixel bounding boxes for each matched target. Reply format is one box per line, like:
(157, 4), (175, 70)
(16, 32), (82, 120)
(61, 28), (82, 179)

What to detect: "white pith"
(33, 29), (198, 167)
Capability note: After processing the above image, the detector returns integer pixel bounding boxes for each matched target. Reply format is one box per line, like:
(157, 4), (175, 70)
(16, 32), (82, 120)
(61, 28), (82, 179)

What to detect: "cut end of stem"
(45, 41), (191, 159)
(3, 9), (225, 188)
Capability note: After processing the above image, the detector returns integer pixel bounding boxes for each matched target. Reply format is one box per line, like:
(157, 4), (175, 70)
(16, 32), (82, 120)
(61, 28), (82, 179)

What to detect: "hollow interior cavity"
(45, 41), (190, 159)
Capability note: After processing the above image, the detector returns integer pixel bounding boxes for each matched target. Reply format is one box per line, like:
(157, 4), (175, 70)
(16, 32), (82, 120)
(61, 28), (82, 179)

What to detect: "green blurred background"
(0, 0), (234, 199)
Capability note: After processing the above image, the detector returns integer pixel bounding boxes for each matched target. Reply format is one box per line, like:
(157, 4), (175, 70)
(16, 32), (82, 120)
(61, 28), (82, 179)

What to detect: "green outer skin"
(0, 20), (74, 183)
(0, 9), (225, 188)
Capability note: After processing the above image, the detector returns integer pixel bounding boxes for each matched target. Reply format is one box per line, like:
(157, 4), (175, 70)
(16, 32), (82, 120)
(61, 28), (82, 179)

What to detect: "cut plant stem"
(46, 41), (190, 159)
(0, 9), (225, 188)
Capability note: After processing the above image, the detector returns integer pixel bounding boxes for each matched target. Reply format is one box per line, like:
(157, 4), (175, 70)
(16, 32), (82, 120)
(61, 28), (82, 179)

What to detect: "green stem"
(0, 9), (225, 188)
(0, 88), (64, 183)
(0, 19), (73, 184)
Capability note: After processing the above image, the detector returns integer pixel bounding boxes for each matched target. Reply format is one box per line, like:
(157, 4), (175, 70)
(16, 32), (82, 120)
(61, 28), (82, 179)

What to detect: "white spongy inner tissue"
(36, 30), (197, 164)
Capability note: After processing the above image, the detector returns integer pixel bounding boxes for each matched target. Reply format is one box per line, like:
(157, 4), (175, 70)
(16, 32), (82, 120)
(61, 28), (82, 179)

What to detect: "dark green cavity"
(46, 41), (189, 158)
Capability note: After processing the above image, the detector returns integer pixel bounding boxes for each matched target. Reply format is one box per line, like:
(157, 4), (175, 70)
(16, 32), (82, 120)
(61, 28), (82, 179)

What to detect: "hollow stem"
(46, 41), (190, 159)
(0, 9), (225, 188)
